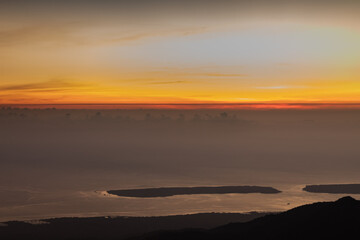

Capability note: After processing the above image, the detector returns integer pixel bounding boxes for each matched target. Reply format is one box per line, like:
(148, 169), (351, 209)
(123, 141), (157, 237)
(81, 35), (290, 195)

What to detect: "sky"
(1, 0), (360, 105)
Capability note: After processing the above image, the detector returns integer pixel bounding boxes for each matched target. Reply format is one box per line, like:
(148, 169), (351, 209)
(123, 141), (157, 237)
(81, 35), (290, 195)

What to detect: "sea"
(1, 107), (360, 222)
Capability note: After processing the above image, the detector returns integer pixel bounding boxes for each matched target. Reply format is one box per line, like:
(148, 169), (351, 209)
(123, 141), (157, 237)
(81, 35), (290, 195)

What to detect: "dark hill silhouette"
(0, 212), (266, 240)
(2, 197), (359, 240)
(134, 196), (360, 240)
(304, 184), (360, 194)
(108, 186), (281, 198)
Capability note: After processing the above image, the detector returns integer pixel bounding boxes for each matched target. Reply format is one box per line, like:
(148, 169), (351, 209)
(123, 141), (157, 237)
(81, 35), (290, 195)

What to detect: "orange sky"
(1, 1), (360, 106)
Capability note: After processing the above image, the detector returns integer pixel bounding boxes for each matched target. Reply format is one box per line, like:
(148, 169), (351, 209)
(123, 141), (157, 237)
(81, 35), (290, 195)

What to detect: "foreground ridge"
(135, 196), (360, 240)
(1, 197), (359, 240)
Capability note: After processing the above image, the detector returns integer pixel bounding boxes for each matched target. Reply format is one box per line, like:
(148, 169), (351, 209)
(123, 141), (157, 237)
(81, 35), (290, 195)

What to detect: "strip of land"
(2, 197), (358, 240)
(303, 184), (360, 194)
(0, 212), (268, 240)
(107, 186), (281, 198)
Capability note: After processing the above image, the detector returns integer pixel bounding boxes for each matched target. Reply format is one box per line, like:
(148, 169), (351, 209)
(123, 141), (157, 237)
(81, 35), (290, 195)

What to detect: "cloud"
(3, 0), (358, 48)
(1, 0), (360, 48)
(0, 24), (79, 47)
(199, 73), (246, 77)
(0, 80), (89, 92)
(255, 86), (291, 90)
(147, 68), (247, 79)
(107, 27), (208, 45)
(147, 81), (189, 85)
(0, 23), (209, 47)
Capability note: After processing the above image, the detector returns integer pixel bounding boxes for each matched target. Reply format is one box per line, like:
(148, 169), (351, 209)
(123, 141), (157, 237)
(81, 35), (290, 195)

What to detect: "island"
(107, 186), (281, 198)
(303, 184), (360, 194)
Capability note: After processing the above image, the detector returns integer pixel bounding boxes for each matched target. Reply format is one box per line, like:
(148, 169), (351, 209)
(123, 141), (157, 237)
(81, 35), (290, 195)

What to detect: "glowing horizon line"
(2, 102), (360, 110)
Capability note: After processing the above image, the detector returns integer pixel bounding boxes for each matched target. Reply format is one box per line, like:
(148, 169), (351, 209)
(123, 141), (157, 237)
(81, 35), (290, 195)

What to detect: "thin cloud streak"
(108, 27), (209, 44)
(255, 86), (303, 90)
(0, 80), (91, 92)
(146, 70), (247, 78)
(201, 73), (246, 77)
(147, 81), (189, 85)
(0, 24), (210, 47)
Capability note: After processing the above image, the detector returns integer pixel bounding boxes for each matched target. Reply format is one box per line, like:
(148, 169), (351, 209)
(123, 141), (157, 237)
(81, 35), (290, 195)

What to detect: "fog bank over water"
(1, 108), (360, 221)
